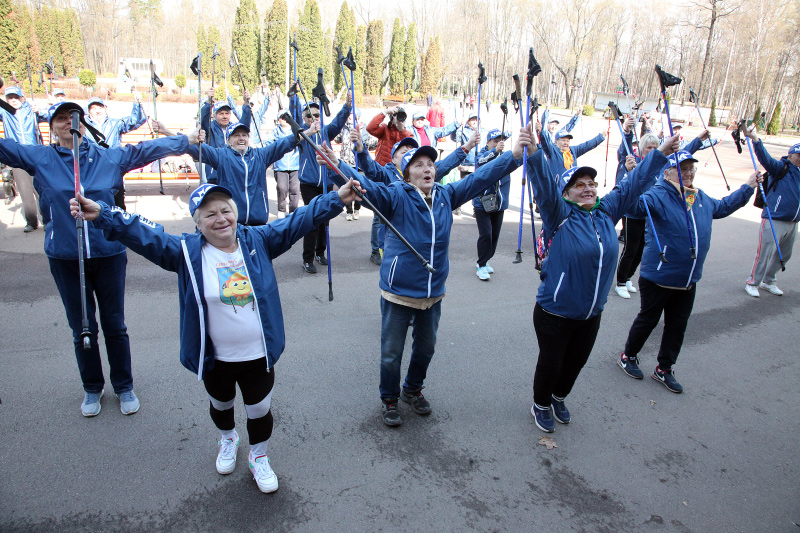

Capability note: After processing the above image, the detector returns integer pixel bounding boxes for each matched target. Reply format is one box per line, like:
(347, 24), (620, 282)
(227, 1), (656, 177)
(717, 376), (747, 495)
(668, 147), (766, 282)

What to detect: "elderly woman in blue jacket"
(0, 102), (199, 418)
(527, 133), (681, 433)
(317, 125), (534, 426)
(186, 122), (297, 226)
(71, 178), (364, 493)
(617, 152), (760, 393)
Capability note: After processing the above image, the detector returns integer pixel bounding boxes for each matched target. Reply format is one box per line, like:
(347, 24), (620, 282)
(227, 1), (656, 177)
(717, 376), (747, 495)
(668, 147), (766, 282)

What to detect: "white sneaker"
(475, 262), (494, 274)
(476, 266), (490, 281)
(353, 210), (360, 220)
(759, 282), (783, 296)
(249, 455), (279, 493)
(277, 211), (286, 219)
(346, 213), (353, 221)
(615, 285), (631, 299)
(216, 431), (239, 475)
(625, 281), (637, 293)
(745, 284), (760, 298)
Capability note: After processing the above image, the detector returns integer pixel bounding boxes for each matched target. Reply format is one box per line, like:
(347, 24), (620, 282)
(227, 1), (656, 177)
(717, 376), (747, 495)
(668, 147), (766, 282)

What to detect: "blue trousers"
(379, 297), (442, 399)
(49, 252), (133, 394)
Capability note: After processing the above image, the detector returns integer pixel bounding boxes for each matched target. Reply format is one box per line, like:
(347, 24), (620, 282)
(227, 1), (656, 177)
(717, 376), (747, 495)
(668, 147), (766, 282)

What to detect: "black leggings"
(475, 208), (504, 267)
(203, 357), (274, 446)
(300, 183), (327, 263)
(617, 217), (646, 284)
(532, 304), (602, 406)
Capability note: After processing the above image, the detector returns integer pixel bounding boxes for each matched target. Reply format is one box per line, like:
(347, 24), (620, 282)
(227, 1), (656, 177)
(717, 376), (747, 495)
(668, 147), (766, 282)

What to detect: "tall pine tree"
(207, 26), (224, 81)
(403, 22), (416, 94)
(323, 28), (333, 88)
(297, 0), (323, 92)
(230, 0), (260, 91)
(420, 35), (441, 95)
(36, 7), (63, 77)
(352, 24), (365, 101)
(12, 4), (41, 82)
(332, 1), (355, 93)
(363, 19), (383, 95)
(262, 0), (288, 88)
(388, 18), (404, 95)
(0, 0), (20, 81)
(767, 101), (782, 135)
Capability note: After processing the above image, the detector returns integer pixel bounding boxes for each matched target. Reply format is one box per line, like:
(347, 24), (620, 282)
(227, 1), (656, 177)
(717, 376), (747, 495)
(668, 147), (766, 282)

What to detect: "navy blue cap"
(559, 166), (597, 195)
(212, 101), (232, 114)
(666, 150), (699, 168)
(87, 97), (105, 108)
(400, 146), (439, 175)
(789, 144), (800, 155)
(391, 137), (419, 160)
(189, 184), (233, 215)
(226, 122), (250, 137)
(48, 102), (85, 125)
(555, 129), (573, 140)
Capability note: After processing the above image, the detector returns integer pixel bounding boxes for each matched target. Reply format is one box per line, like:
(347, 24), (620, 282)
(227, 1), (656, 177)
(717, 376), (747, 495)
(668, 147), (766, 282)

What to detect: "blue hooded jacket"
(333, 151), (522, 299)
(89, 191), (345, 380)
(356, 145), (467, 185)
(410, 121), (460, 149)
(0, 135), (192, 259)
(265, 122), (300, 172)
(528, 147), (669, 320)
(297, 102), (352, 186)
(540, 108), (579, 144)
(539, 126), (605, 182)
(752, 140), (800, 222)
(0, 100), (42, 145)
(199, 98), (253, 181)
(472, 147), (511, 211)
(186, 133), (297, 226)
(86, 103), (147, 149)
(629, 179), (754, 288)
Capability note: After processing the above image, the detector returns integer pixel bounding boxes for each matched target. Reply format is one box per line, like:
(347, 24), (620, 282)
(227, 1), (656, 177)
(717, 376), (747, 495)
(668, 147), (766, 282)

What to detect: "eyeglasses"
(306, 113), (320, 119)
(571, 181), (598, 191)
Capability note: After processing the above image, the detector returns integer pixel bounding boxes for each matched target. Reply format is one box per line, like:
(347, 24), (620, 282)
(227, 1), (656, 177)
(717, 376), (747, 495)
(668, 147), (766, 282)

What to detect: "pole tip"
(328, 284), (334, 302)
(82, 336), (91, 350)
(513, 251), (523, 264)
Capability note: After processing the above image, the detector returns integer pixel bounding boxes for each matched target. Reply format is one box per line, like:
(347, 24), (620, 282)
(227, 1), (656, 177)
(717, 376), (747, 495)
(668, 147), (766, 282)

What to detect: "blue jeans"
(371, 214), (382, 253)
(379, 297), (442, 399)
(49, 252), (133, 394)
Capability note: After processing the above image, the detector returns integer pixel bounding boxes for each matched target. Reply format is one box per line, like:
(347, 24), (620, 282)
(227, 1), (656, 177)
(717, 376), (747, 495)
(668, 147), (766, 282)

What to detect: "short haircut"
(639, 133), (660, 151)
(191, 192), (238, 224)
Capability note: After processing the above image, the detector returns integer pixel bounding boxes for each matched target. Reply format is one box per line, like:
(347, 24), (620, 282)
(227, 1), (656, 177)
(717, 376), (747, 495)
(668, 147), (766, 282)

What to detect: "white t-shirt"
(201, 241), (266, 362)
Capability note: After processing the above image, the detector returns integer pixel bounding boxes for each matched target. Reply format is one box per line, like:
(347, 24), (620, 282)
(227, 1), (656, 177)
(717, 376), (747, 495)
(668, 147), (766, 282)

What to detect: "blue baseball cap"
(486, 129), (507, 141)
(548, 118), (560, 124)
(559, 166), (597, 195)
(400, 146), (439, 176)
(390, 137), (419, 160)
(789, 144), (800, 155)
(48, 102), (85, 125)
(467, 112), (478, 120)
(666, 150), (699, 168)
(303, 102), (320, 114)
(226, 122), (250, 137)
(189, 184), (233, 216)
(87, 97), (106, 108)
(555, 129), (573, 140)
(212, 101), (232, 114)
(412, 112), (425, 120)
(53, 88), (66, 96)
(4, 87), (23, 98)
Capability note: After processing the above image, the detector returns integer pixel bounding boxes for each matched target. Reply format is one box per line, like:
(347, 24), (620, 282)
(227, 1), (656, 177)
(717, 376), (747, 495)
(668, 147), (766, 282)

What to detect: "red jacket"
(367, 112), (412, 166)
(426, 104), (445, 128)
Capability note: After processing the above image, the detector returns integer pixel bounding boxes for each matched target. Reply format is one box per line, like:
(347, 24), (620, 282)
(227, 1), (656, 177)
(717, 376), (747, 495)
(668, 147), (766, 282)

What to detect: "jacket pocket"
(387, 256), (399, 289)
(553, 272), (565, 302)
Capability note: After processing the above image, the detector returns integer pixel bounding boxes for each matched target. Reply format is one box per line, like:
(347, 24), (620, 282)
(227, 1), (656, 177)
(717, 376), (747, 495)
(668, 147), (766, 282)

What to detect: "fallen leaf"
(538, 436), (558, 450)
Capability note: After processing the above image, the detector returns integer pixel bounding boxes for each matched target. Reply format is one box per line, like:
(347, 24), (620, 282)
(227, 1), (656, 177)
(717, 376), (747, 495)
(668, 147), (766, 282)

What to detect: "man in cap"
(409, 112), (459, 149)
(199, 89), (254, 182)
(0, 86), (43, 231)
(539, 107), (580, 144)
(539, 121), (606, 183)
(85, 93), (147, 149)
(52, 88), (67, 104)
(743, 126), (800, 297)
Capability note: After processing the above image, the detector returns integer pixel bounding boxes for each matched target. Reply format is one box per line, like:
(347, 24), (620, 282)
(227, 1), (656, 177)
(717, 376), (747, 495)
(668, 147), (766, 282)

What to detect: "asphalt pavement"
(0, 122), (798, 532)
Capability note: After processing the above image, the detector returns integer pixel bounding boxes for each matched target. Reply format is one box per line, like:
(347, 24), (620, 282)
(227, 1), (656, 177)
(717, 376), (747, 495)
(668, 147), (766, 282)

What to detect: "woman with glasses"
(525, 133), (681, 433)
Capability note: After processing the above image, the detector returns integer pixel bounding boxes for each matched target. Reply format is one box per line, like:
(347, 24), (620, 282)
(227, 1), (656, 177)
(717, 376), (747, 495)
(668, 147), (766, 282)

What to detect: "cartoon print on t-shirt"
(217, 266), (255, 312)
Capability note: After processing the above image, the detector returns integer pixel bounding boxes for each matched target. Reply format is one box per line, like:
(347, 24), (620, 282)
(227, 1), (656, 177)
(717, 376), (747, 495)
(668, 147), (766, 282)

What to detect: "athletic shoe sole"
(651, 373), (683, 393)
(618, 358), (644, 380)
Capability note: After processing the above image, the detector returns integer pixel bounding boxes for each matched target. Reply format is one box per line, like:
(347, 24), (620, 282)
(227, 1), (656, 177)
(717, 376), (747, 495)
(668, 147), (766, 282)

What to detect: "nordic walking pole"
(689, 87), (729, 190)
(608, 102), (632, 157)
(190, 53), (205, 184)
(603, 116), (611, 187)
(284, 114), (436, 274)
(740, 126), (785, 270)
(230, 50), (264, 146)
(512, 74), (526, 264)
(655, 64), (696, 259)
(642, 200), (669, 264)
(211, 44), (220, 88)
(69, 110), (92, 351)
(344, 47), (359, 171)
(500, 98), (508, 136)
(312, 68), (334, 301)
(45, 57), (54, 95)
(150, 60), (165, 194)
(524, 48), (543, 268)
(475, 62), (487, 170)
(621, 75), (639, 145)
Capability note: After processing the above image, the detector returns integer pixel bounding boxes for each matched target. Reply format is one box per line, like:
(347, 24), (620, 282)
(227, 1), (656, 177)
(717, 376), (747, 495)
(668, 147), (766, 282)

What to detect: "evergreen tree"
(58, 9), (85, 76)
(352, 24), (365, 101)
(363, 19), (383, 94)
(230, 0), (260, 91)
(388, 17), (404, 95)
(207, 26), (222, 80)
(263, 0), (288, 88)
(36, 7), (63, 77)
(333, 1), (355, 93)
(297, 0), (323, 92)
(403, 22), (416, 94)
(752, 105), (763, 130)
(708, 96), (717, 127)
(420, 35), (441, 95)
(767, 101), (782, 135)
(0, 0), (20, 81)
(323, 28), (333, 88)
(13, 4), (41, 80)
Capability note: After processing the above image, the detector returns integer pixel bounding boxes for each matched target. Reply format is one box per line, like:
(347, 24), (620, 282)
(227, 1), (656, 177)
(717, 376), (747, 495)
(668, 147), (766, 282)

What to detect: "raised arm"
(255, 133), (298, 167)
(115, 135), (192, 172)
(573, 132), (606, 159)
(324, 102), (352, 143)
(185, 143), (221, 169)
(366, 112), (386, 138)
(119, 101), (147, 134)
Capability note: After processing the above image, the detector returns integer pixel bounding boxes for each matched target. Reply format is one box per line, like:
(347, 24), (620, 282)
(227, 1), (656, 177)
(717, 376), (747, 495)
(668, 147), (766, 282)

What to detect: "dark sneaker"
(381, 398), (402, 427)
(550, 395), (570, 424)
(370, 251), (382, 265)
(400, 387), (431, 415)
(531, 403), (554, 433)
(618, 352), (644, 379)
(315, 254), (328, 266)
(302, 262), (317, 274)
(652, 367), (683, 393)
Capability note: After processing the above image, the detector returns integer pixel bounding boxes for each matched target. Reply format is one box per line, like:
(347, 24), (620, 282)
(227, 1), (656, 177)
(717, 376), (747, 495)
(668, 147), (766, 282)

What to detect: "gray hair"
(192, 192), (238, 224)
(638, 133), (660, 157)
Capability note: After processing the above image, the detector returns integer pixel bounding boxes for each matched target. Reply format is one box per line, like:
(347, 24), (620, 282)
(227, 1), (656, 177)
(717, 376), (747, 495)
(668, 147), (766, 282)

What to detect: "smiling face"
(227, 130), (250, 153)
(548, 121), (558, 133)
(563, 175), (598, 205)
(303, 107), (320, 126)
(88, 104), (106, 122)
(195, 196), (238, 251)
(6, 95), (23, 109)
(556, 136), (571, 151)
(404, 154), (436, 195)
(50, 109), (85, 143)
(665, 161), (697, 189)
(215, 109), (232, 127)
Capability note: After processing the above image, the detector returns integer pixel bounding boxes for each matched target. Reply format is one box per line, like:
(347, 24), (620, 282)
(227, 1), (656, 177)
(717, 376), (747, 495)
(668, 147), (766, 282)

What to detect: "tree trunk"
(698, 0), (718, 103)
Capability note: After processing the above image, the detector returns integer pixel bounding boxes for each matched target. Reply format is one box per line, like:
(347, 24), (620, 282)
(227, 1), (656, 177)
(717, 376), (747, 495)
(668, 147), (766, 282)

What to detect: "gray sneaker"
(81, 389), (104, 417)
(117, 390), (140, 415)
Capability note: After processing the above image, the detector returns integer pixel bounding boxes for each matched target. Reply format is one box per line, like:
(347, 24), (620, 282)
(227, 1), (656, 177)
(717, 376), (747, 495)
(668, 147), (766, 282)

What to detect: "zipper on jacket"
(181, 239), (206, 380)
(686, 210), (698, 287)
(553, 272), (565, 302)
(775, 195), (781, 214)
(586, 212), (604, 320)
(387, 256), (398, 288)
(427, 189), (436, 297)
(263, 191), (268, 219)
(240, 152), (251, 224)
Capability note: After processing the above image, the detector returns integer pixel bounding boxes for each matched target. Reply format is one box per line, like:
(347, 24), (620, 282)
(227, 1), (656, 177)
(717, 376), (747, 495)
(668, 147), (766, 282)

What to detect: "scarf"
(562, 149), (573, 170)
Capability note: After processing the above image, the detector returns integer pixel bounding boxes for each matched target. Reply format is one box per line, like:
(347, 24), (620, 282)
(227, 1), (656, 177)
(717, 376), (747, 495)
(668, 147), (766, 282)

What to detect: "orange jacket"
(367, 112), (412, 166)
